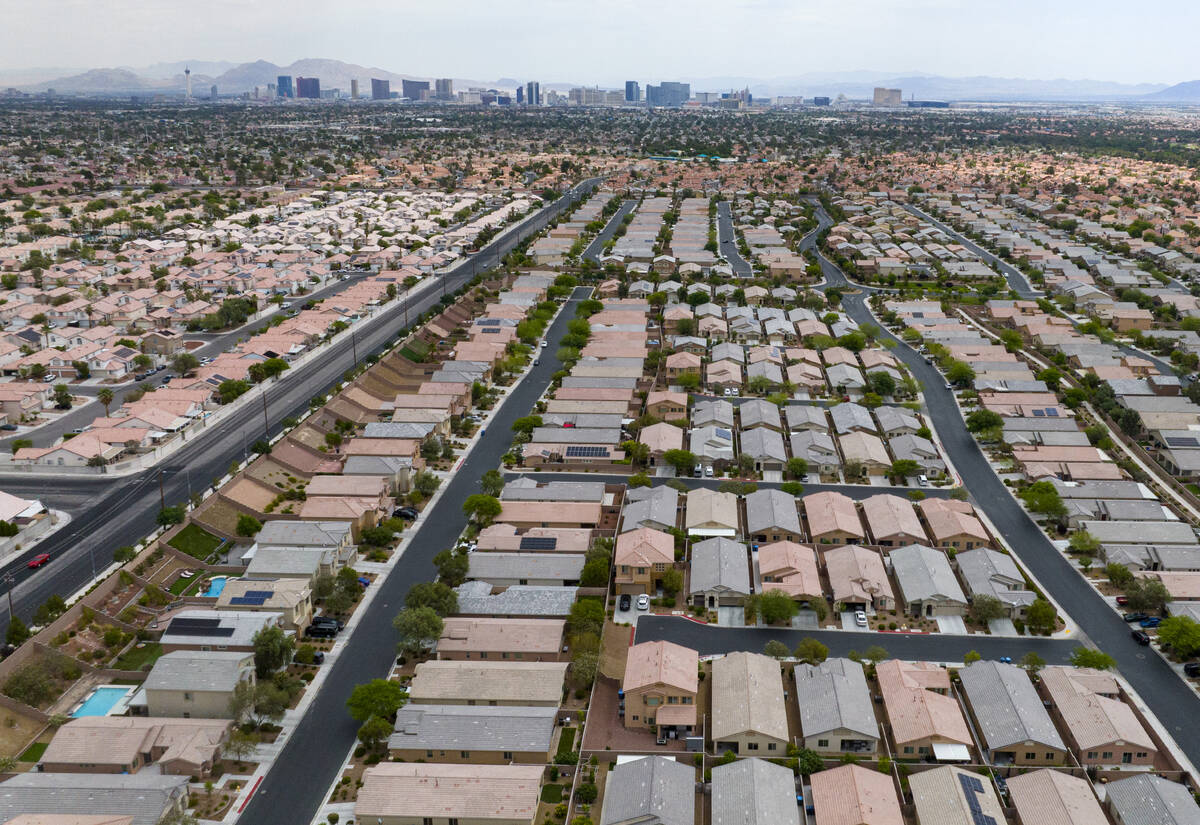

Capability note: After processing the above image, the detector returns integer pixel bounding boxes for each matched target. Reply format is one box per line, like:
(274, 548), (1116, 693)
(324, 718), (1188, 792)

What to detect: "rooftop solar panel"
(565, 445), (610, 458)
(519, 536), (558, 550)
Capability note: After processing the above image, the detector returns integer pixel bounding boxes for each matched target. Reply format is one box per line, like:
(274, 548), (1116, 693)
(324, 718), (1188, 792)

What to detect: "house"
(1007, 768), (1106, 825)
(1106, 775), (1200, 825)
(684, 487), (739, 537)
(466, 553), (584, 587)
(435, 617), (567, 662)
(405, 661), (568, 707)
(215, 577), (314, 632)
(876, 660), (972, 761)
(824, 545), (895, 611)
(453, 581), (578, 617)
(710, 652), (789, 756)
(622, 641), (698, 732)
(158, 610), (284, 653)
(875, 406), (922, 438)
(739, 428), (788, 472)
(757, 541), (822, 601)
(838, 431), (892, 476)
(139, 650), (255, 719)
(712, 758), (800, 825)
(646, 390), (688, 421)
(689, 425), (735, 471)
(955, 548), (1036, 618)
(600, 756), (694, 825)
(889, 544), (968, 618)
(910, 766), (1005, 825)
(40, 717), (230, 776)
(830, 403), (877, 435)
(387, 704), (556, 763)
(255, 519), (354, 557)
(860, 494), (927, 546)
(692, 398), (735, 429)
(1039, 666), (1156, 767)
(689, 537), (751, 609)
(739, 398), (783, 431)
(809, 764), (903, 825)
(745, 488), (803, 544)
(804, 491), (865, 544)
(622, 485), (679, 532)
(355, 763), (543, 825)
(640, 422), (684, 462)
(918, 498), (990, 551)
(785, 405), (828, 432)
(958, 660), (1068, 765)
(794, 658), (879, 757)
(0, 774), (188, 825)
(615, 528), (676, 594)
(790, 430), (841, 476)
(665, 351), (701, 380)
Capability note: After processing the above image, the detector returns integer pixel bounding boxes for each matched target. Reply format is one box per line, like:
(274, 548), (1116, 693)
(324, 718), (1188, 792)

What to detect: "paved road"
(239, 285), (593, 825)
(0, 272), (377, 449)
(0, 179), (603, 634)
(584, 200), (637, 263)
(804, 207), (1200, 771)
(716, 201), (752, 278)
(635, 615), (1076, 663)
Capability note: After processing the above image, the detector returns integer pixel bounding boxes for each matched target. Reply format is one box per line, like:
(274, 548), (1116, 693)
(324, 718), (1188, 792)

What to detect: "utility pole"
(3, 571), (13, 621)
(158, 468), (165, 511)
(351, 330), (358, 367)
(261, 389), (269, 437)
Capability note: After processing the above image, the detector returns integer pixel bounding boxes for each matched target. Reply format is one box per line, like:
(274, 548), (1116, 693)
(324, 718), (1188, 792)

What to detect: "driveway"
(935, 615), (968, 636)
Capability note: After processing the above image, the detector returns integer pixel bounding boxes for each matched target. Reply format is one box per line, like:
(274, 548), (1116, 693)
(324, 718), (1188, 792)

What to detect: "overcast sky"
(2, 0), (1196, 85)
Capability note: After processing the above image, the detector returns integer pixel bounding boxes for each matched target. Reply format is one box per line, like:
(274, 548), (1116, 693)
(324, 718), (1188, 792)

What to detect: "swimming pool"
(203, 575), (230, 597)
(72, 685), (133, 717)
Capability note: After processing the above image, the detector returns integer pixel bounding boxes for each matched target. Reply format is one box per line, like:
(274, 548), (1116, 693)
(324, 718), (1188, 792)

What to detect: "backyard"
(169, 524), (224, 561)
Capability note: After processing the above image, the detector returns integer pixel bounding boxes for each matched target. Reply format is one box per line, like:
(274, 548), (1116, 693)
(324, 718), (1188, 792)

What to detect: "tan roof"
(839, 431), (891, 466)
(711, 652), (789, 743)
(615, 528), (675, 567)
(685, 487), (739, 531)
(623, 640), (699, 694)
(910, 766), (1005, 825)
(437, 617), (565, 656)
(640, 422), (684, 453)
(804, 492), (864, 539)
(919, 498), (989, 542)
(1007, 769), (1106, 825)
(824, 545), (894, 604)
(407, 661), (568, 705)
(356, 763), (543, 820)
(757, 541), (821, 599)
(41, 717), (229, 771)
(876, 661), (970, 748)
(474, 524), (593, 553)
(3, 818), (134, 825)
(861, 494), (927, 543)
(1040, 667), (1155, 752)
(304, 474), (390, 497)
(810, 764), (903, 825)
(497, 500), (603, 526)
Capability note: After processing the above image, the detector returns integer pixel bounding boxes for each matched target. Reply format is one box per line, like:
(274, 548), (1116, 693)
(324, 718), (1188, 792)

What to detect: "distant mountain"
(1148, 80), (1200, 102)
(133, 60), (238, 80)
(21, 67), (171, 94)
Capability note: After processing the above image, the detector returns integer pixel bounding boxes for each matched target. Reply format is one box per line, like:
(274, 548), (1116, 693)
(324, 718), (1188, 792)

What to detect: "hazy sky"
(2, 0), (1197, 84)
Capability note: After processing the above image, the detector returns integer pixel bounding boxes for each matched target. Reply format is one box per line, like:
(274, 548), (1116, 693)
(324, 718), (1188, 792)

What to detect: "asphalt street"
(0, 179), (602, 634)
(716, 201), (752, 277)
(584, 199), (636, 263)
(805, 205), (1200, 769)
(238, 285), (593, 825)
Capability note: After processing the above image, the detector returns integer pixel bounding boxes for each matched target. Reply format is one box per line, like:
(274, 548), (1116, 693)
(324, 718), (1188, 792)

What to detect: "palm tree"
(97, 388), (114, 416)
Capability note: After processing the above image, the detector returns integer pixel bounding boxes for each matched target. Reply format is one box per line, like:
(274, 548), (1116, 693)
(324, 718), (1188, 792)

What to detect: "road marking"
(238, 776), (264, 812)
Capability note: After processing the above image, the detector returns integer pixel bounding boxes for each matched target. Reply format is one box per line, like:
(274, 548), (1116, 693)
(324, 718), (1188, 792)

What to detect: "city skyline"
(1, 0), (1199, 85)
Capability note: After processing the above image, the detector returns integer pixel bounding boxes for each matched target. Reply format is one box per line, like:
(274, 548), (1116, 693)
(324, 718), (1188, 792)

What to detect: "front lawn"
(168, 524), (223, 561)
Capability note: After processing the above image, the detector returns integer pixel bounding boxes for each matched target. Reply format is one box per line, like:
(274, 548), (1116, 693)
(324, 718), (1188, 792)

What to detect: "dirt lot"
(598, 621), (632, 681)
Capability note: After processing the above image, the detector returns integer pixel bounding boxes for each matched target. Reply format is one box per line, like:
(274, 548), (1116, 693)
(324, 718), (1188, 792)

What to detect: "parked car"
(304, 623), (338, 639)
(1131, 630), (1151, 646)
(533, 359), (540, 366)
(854, 610), (868, 627)
(311, 615), (343, 630)
(1140, 617), (1162, 628)
(393, 507), (419, 520)
(1184, 662), (1200, 678)
(26, 553), (50, 569)
(917, 475), (928, 487)
(1115, 595), (1129, 606)
(618, 594), (631, 611)
(311, 651), (326, 665)
(704, 465), (714, 477)
(636, 594), (650, 611)
(1123, 612), (1149, 623)
(0, 424), (16, 431)
(693, 463), (703, 477)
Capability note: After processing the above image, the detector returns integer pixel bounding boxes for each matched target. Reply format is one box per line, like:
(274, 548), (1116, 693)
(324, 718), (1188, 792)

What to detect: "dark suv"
(305, 622), (338, 639)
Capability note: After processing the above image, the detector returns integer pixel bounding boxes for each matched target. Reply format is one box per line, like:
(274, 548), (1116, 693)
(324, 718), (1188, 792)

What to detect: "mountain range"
(7, 58), (1200, 103)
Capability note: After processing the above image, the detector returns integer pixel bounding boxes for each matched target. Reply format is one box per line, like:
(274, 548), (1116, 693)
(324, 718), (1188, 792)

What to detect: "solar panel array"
(1030, 408), (1060, 417)
(565, 445), (610, 458)
(957, 773), (998, 825)
(1166, 436), (1200, 448)
(166, 617), (235, 637)
(229, 589), (275, 607)
(715, 428), (733, 440)
(519, 536), (558, 550)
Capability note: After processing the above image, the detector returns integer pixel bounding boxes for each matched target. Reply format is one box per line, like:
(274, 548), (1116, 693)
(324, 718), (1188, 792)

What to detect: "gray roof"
(159, 609), (283, 648)
(711, 342), (747, 363)
(1080, 520), (1198, 545)
(343, 454), (414, 476)
(1104, 544), (1200, 572)
(689, 538), (751, 596)
(501, 478), (606, 502)
(793, 658), (877, 740)
(143, 650), (253, 693)
(712, 758), (800, 825)
(1106, 775), (1200, 825)
(622, 485), (679, 532)
(1051, 479), (1154, 500)
(467, 553), (585, 582)
(693, 399), (735, 428)
(874, 406), (920, 433)
(256, 520), (351, 548)
(889, 544), (967, 605)
(739, 398), (782, 430)
(956, 548), (1036, 609)
(745, 489), (802, 537)
(784, 405), (827, 431)
(363, 421), (437, 439)
(601, 756), (695, 825)
(959, 661), (1066, 753)
(739, 428), (788, 463)
(389, 703), (556, 753)
(790, 430), (839, 464)
(245, 545), (327, 577)
(529, 427), (622, 445)
(0, 772), (188, 825)
(541, 413), (627, 430)
(830, 402), (876, 434)
(453, 580), (579, 616)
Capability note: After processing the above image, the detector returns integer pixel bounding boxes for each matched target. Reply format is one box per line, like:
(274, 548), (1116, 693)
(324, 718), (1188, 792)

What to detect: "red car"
(26, 553), (50, 569)
(1116, 595), (1129, 606)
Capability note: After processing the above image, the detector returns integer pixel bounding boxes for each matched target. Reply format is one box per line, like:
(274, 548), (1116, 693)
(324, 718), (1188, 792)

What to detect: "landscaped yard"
(18, 741), (46, 762)
(168, 524), (223, 561)
(168, 573), (205, 596)
(114, 642), (163, 672)
(556, 726), (576, 759)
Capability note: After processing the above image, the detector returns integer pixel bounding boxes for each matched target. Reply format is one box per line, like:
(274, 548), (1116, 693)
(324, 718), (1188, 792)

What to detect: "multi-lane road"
(0, 179), (602, 635)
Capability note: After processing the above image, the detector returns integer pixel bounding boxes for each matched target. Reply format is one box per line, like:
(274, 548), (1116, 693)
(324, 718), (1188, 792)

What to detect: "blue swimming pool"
(72, 685), (132, 717)
(203, 576), (229, 597)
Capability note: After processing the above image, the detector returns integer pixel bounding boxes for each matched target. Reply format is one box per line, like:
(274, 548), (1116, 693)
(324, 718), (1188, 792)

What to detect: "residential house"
(689, 537), (751, 609)
(804, 492), (865, 544)
(40, 717), (230, 776)
(1007, 769), (1107, 825)
(435, 617), (567, 662)
(810, 764), (903, 825)
(622, 485), (679, 533)
(600, 756), (694, 825)
(790, 430), (841, 476)
(355, 763), (543, 825)
(757, 541), (822, 602)
(910, 766), (1005, 825)
(615, 528), (675, 595)
(824, 545), (895, 611)
(919, 498), (990, 551)
(710, 652), (789, 756)
(0, 774), (189, 825)
(745, 488), (803, 544)
(139, 651), (254, 719)
(405, 661), (568, 707)
(860, 494), (927, 547)
(387, 704), (556, 764)
(622, 641), (698, 732)
(955, 548), (1036, 619)
(1039, 666), (1156, 767)
(685, 488), (739, 537)
(876, 660), (972, 761)
(712, 758), (800, 825)
(959, 660), (1068, 765)
(1106, 775), (1200, 825)
(794, 658), (879, 756)
(739, 428), (788, 473)
(838, 431), (892, 477)
(889, 544), (968, 618)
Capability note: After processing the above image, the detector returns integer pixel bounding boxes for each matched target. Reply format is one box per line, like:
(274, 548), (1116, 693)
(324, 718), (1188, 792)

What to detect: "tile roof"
(711, 652), (789, 744)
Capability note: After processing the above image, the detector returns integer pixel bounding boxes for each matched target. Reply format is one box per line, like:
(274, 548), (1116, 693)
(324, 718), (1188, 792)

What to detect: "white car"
(636, 594), (650, 611)
(854, 610), (868, 627)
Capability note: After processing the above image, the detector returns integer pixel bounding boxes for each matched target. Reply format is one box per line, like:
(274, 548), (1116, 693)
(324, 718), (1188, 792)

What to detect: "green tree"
(1069, 647), (1117, 670)
(661, 568), (683, 597)
(889, 459), (920, 480)
(52, 384), (72, 409)
(346, 678), (407, 723)
(745, 590), (799, 625)
(462, 494), (502, 525)
(223, 727), (258, 764)
(945, 360), (975, 386)
(171, 352), (200, 376)
(1157, 615), (1200, 658)
(96, 387), (114, 416)
(963, 650), (982, 665)
(358, 714), (394, 750)
(794, 747), (824, 776)
(1025, 598), (1058, 635)
(1019, 651), (1046, 675)
(568, 599), (605, 637)
(786, 457), (808, 479)
(763, 640), (790, 658)
(393, 606), (444, 657)
(1019, 481), (1066, 520)
(1106, 563), (1134, 589)
(1127, 578), (1171, 614)
(1069, 531), (1100, 555)
(793, 637), (829, 665)
(511, 415), (543, 435)
(251, 625), (295, 677)
(156, 506), (185, 526)
(413, 470), (441, 497)
(432, 549), (469, 586)
(579, 556), (610, 587)
(863, 645), (889, 665)
(661, 449), (697, 474)
(235, 514), (263, 537)
(968, 594), (1006, 624)
(406, 581), (458, 616)
(965, 409), (1004, 433)
(480, 469), (504, 497)
(5, 617), (30, 647)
